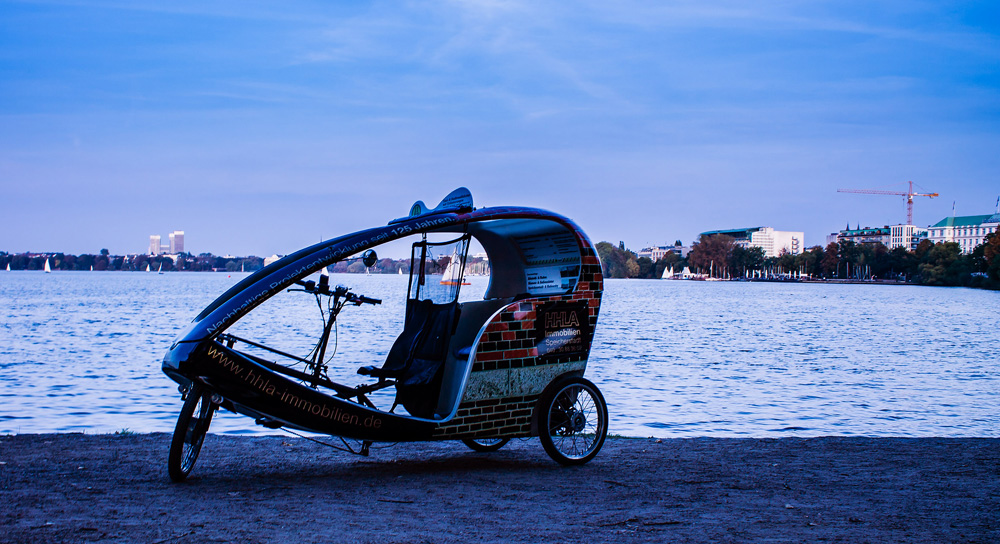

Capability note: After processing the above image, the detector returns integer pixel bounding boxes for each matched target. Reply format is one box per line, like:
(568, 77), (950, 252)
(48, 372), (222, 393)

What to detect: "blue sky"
(1, 0), (998, 256)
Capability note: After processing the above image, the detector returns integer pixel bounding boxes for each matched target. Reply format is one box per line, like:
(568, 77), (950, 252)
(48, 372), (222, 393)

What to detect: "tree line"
(596, 233), (1000, 290)
(0, 250), (268, 273)
(0, 250), (488, 276)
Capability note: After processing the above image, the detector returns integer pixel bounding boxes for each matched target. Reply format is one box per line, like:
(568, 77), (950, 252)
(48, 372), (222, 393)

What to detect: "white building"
(927, 213), (1000, 254)
(169, 231), (184, 254)
(750, 227), (803, 257)
(637, 243), (687, 261)
(701, 227), (804, 258)
(889, 225), (928, 251)
(150, 230), (185, 255)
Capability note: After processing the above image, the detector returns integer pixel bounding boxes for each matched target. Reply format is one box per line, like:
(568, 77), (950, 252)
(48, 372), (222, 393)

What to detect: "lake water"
(1, 271), (997, 437)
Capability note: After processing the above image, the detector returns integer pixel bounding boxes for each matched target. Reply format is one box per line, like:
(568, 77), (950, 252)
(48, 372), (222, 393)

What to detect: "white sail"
(440, 250), (468, 285)
(44, 259), (51, 273)
(442, 260), (457, 283)
(6, 263), (9, 271)
(146, 263), (150, 272)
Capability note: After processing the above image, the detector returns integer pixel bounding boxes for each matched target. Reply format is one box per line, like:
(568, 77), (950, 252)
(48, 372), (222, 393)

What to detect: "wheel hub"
(568, 410), (586, 433)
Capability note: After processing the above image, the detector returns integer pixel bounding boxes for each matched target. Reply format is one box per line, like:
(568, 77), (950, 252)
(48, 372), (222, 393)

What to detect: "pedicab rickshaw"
(162, 188), (607, 481)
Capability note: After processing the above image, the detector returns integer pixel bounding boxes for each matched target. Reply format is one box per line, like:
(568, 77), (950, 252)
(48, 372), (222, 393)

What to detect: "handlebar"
(290, 279), (380, 305)
(345, 292), (382, 306)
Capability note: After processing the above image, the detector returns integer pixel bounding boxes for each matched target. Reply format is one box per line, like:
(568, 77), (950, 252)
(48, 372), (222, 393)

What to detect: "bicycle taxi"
(162, 188), (608, 481)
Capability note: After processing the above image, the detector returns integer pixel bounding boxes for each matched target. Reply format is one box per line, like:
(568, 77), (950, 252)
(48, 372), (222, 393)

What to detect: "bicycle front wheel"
(168, 384), (215, 482)
(462, 438), (511, 452)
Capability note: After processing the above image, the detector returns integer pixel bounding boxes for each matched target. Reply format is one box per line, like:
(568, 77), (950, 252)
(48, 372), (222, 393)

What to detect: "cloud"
(2, 0), (998, 255)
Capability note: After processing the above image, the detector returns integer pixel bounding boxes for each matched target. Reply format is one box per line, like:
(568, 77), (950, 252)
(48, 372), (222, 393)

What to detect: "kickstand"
(360, 440), (372, 456)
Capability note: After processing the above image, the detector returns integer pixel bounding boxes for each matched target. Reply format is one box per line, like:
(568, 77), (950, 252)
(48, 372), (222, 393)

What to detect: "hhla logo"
(545, 310), (580, 329)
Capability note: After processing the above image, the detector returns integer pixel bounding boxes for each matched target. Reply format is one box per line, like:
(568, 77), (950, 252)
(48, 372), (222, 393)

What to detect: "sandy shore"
(1, 434), (997, 543)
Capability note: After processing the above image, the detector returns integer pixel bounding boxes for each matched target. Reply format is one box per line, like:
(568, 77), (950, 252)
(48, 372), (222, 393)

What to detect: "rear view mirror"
(362, 249), (378, 268)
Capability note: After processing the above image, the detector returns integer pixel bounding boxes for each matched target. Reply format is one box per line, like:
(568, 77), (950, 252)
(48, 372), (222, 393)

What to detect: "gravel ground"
(1, 434), (997, 543)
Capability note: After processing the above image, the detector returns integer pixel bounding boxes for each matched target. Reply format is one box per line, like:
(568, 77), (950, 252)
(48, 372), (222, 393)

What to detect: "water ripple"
(1, 273), (998, 437)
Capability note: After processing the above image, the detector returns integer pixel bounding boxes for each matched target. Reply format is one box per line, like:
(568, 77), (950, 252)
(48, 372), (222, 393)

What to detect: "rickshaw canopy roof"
(176, 188), (594, 344)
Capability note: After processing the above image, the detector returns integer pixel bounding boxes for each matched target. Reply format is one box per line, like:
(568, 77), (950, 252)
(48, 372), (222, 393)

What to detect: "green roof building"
(928, 213), (1000, 254)
(837, 226), (891, 246)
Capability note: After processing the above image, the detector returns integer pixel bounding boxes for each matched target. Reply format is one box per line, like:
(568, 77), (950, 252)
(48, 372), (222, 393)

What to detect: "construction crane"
(837, 181), (939, 225)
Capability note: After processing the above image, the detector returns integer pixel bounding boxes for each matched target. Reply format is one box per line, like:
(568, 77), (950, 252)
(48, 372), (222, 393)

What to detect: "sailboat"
(158, 262), (164, 274)
(146, 263), (151, 272)
(398, 268), (403, 275)
(44, 258), (51, 273)
(440, 251), (470, 286)
(6, 263), (10, 271)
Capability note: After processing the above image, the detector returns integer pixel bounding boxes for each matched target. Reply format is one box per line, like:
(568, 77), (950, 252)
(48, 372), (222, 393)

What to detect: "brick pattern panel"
(432, 395), (538, 439)
(471, 241), (603, 373)
(433, 238), (603, 439)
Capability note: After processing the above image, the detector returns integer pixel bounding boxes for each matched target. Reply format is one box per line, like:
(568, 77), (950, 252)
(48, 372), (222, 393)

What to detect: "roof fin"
(389, 187), (474, 224)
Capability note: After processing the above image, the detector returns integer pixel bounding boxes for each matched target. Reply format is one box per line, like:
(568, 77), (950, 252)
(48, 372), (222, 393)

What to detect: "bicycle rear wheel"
(537, 376), (608, 466)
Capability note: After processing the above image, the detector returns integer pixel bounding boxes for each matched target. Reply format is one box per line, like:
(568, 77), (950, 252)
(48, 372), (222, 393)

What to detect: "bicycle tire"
(462, 438), (511, 452)
(167, 384), (215, 482)
(537, 376), (608, 466)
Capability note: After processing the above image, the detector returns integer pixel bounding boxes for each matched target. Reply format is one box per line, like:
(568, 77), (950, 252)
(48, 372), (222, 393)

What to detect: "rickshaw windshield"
(408, 234), (470, 304)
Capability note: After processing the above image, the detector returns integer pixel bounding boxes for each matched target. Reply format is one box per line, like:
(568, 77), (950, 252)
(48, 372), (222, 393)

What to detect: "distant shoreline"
(6, 268), (992, 290)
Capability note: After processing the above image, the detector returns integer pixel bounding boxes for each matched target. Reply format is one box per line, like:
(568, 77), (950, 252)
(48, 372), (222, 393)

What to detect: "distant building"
(927, 213), (1000, 254)
(466, 252), (490, 275)
(637, 243), (687, 260)
(832, 224), (927, 251)
(169, 231), (184, 254)
(836, 226), (891, 246)
(699, 227), (804, 258)
(889, 225), (928, 252)
(263, 254), (283, 266)
(149, 230), (184, 255)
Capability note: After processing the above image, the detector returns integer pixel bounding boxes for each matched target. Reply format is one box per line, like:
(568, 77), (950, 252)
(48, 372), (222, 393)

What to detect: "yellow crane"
(837, 181), (939, 225)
